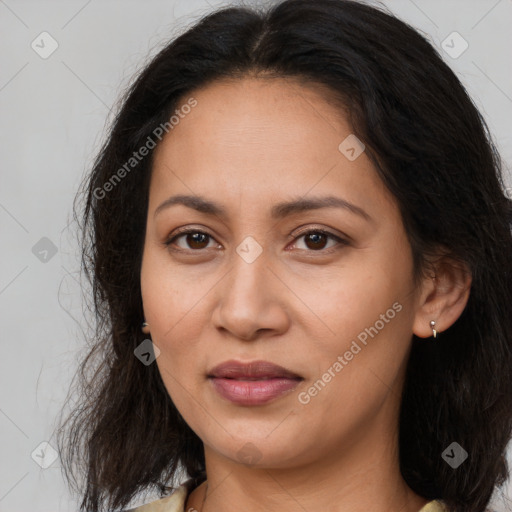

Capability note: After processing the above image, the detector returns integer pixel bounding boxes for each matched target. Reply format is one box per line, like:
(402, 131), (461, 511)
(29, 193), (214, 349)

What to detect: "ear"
(413, 255), (472, 338)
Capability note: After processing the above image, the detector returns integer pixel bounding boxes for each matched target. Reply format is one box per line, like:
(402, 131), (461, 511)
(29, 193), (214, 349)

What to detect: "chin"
(203, 428), (313, 469)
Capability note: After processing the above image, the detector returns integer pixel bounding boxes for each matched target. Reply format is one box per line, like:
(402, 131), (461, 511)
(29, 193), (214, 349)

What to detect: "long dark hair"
(57, 1), (512, 511)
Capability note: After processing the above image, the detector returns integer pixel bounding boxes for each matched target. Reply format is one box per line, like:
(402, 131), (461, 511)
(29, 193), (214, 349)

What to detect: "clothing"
(128, 480), (449, 512)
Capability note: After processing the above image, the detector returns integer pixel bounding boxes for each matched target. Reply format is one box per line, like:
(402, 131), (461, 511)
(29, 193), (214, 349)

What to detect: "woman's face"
(140, 77), (424, 469)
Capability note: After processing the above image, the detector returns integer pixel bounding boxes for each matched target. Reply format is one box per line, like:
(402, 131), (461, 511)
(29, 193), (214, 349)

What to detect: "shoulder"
(418, 499), (494, 512)
(124, 484), (189, 512)
(418, 500), (449, 512)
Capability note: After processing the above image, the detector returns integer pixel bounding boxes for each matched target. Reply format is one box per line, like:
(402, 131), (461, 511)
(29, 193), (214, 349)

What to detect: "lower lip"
(209, 377), (302, 405)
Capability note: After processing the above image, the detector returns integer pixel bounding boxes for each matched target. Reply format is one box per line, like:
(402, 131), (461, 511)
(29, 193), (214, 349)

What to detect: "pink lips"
(208, 360), (303, 406)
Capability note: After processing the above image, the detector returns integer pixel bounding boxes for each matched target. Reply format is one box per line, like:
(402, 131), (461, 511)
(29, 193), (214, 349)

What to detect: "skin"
(140, 76), (471, 512)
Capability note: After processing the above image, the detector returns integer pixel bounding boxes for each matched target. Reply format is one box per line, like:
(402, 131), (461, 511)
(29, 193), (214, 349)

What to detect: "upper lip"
(208, 360), (302, 380)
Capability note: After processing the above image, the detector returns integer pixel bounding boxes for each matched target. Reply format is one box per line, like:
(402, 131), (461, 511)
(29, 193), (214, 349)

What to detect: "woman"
(58, 1), (512, 511)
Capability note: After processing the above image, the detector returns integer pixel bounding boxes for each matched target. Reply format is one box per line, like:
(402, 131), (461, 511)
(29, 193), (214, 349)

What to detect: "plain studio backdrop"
(1, 1), (511, 511)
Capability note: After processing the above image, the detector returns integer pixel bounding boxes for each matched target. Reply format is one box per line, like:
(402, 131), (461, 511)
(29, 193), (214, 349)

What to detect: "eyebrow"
(154, 194), (371, 221)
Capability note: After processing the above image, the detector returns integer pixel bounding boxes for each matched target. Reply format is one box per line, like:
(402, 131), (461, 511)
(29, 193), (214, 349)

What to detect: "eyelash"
(164, 227), (348, 254)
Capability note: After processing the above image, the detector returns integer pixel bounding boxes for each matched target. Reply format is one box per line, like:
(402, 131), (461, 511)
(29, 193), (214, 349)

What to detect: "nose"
(211, 245), (290, 341)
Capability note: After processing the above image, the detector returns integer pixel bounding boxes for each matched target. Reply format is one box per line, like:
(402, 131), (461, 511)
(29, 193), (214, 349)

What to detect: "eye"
(290, 229), (347, 252)
(165, 229), (219, 251)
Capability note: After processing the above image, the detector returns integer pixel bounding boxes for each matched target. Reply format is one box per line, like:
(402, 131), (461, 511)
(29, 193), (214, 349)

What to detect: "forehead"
(149, 76), (394, 217)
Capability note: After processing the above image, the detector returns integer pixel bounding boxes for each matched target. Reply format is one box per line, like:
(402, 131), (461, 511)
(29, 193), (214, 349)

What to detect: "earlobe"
(412, 257), (472, 339)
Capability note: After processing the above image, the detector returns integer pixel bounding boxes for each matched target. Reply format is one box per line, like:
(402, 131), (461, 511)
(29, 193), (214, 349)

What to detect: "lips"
(208, 360), (302, 380)
(208, 360), (303, 405)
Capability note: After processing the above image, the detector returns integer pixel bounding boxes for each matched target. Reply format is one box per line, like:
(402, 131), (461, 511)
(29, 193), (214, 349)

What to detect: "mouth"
(207, 360), (303, 406)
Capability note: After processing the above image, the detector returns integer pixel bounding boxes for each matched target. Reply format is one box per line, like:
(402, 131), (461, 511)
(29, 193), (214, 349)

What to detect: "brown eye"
(185, 232), (210, 249)
(293, 229), (345, 252)
(165, 230), (216, 250)
(304, 232), (329, 250)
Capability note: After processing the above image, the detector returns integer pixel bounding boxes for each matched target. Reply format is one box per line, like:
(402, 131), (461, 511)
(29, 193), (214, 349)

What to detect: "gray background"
(1, 0), (511, 510)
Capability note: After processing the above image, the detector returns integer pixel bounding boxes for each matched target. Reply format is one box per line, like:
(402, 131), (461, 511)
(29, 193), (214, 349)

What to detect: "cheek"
(140, 253), (206, 389)
(151, 312), (206, 420)
(290, 256), (410, 360)
(141, 248), (209, 338)
(294, 308), (413, 453)
(293, 250), (414, 413)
